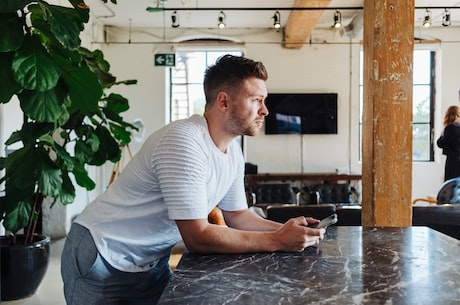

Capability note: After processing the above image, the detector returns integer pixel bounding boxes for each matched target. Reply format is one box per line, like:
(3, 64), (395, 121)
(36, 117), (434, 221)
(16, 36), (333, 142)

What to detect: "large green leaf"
(0, 13), (24, 52)
(52, 144), (76, 172)
(60, 171), (76, 204)
(103, 107), (123, 123)
(57, 95), (72, 126)
(88, 125), (121, 165)
(4, 130), (22, 146)
(3, 123), (55, 204)
(109, 122), (132, 145)
(37, 150), (62, 198)
(48, 40), (82, 66)
(12, 36), (61, 91)
(2, 200), (31, 234)
(82, 127), (100, 152)
(72, 162), (96, 190)
(59, 58), (102, 113)
(66, 0), (90, 23)
(74, 139), (93, 164)
(105, 78), (137, 89)
(0, 52), (22, 103)
(18, 86), (68, 122)
(0, 0), (33, 13)
(61, 110), (84, 130)
(5, 121), (53, 147)
(105, 93), (130, 113)
(74, 127), (100, 164)
(80, 48), (110, 72)
(39, 3), (85, 50)
(80, 47), (115, 86)
(4, 146), (39, 202)
(28, 5), (82, 64)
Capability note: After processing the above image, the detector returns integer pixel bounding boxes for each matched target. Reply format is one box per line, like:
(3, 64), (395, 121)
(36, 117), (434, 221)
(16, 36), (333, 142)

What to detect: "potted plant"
(0, 0), (136, 300)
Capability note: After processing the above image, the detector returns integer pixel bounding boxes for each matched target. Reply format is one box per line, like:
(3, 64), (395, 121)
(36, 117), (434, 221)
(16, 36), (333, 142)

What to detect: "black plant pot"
(0, 234), (51, 301)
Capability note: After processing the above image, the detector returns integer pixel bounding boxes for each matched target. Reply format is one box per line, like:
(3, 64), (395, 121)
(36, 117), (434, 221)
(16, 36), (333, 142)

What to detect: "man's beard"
(227, 109), (260, 137)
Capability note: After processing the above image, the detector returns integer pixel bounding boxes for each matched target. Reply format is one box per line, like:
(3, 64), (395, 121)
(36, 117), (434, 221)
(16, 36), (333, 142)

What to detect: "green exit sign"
(154, 53), (175, 66)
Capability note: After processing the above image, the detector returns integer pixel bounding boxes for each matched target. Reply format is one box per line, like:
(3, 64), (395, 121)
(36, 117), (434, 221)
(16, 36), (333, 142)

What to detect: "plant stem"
(25, 193), (43, 244)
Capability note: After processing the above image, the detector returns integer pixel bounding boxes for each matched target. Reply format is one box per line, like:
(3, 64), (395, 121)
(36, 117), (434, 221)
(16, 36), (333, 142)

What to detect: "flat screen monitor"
(264, 93), (338, 135)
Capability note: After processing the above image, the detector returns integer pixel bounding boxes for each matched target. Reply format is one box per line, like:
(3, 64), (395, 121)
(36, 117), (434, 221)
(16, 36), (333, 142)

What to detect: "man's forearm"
(222, 209), (281, 231)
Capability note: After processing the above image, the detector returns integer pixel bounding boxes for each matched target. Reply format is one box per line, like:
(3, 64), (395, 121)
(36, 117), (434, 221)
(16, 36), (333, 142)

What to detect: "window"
(359, 49), (435, 161)
(412, 50), (435, 161)
(169, 50), (242, 122)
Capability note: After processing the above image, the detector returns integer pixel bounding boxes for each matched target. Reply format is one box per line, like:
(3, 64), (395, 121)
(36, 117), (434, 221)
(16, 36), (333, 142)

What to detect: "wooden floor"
(169, 240), (185, 271)
(169, 253), (183, 271)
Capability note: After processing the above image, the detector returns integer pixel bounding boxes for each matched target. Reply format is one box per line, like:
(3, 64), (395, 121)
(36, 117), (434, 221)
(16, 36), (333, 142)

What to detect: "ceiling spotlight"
(333, 10), (342, 28)
(171, 11), (179, 28)
(423, 9), (432, 28)
(273, 11), (281, 29)
(218, 11), (226, 29)
(442, 8), (451, 27)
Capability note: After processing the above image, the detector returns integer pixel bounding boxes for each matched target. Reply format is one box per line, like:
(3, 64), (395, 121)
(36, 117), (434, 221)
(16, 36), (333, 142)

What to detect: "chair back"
(253, 183), (295, 204)
(437, 177), (460, 204)
(297, 183), (355, 205)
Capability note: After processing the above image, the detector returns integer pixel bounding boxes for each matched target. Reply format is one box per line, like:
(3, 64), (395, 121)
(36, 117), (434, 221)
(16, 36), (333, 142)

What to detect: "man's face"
(226, 77), (268, 137)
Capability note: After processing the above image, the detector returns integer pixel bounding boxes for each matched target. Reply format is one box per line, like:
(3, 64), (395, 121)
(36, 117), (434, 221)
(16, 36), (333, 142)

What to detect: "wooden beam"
(361, 0), (414, 227)
(283, 0), (331, 49)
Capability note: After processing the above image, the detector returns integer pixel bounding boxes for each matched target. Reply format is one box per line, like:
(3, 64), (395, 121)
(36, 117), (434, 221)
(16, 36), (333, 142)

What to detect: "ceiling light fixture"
(333, 10), (342, 28)
(273, 11), (281, 29)
(442, 8), (451, 26)
(218, 11), (226, 29)
(171, 10), (179, 28)
(423, 9), (432, 28)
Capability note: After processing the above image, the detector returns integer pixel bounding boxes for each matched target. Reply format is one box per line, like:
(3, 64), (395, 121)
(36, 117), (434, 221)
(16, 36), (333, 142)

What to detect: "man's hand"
(272, 216), (325, 252)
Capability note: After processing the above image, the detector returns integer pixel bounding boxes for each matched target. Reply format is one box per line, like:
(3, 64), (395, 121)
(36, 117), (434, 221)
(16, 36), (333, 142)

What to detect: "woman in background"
(437, 105), (460, 181)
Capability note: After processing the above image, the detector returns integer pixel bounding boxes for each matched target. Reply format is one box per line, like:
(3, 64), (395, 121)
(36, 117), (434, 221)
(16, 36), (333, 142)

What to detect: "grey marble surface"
(158, 226), (460, 305)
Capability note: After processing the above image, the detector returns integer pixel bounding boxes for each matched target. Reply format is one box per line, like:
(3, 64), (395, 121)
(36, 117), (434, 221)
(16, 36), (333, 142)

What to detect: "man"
(61, 55), (326, 305)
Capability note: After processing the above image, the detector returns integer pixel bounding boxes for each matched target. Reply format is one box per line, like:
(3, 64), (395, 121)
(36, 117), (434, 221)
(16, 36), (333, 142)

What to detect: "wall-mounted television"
(264, 93), (338, 135)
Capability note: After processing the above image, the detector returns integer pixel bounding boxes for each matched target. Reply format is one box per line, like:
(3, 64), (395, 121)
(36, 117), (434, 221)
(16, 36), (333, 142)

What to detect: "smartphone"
(311, 213), (338, 228)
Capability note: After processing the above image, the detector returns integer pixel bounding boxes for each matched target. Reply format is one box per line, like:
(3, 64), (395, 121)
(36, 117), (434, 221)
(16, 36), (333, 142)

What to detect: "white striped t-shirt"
(75, 115), (247, 272)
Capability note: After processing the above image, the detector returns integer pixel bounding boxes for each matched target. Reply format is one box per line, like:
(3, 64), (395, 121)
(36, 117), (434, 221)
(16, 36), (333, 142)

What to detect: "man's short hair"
(203, 55), (268, 106)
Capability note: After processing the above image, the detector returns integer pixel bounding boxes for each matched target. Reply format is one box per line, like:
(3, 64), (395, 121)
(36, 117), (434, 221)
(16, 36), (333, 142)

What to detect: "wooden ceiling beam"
(283, 0), (332, 49)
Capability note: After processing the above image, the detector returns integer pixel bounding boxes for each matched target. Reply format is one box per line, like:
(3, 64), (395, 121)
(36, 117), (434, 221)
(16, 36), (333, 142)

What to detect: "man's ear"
(216, 92), (229, 112)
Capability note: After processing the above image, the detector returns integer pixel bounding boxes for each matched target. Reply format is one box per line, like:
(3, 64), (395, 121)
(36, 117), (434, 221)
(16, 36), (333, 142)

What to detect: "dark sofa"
(336, 204), (460, 240)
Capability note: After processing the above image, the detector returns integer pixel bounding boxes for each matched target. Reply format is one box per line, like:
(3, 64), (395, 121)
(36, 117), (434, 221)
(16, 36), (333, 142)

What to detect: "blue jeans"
(61, 223), (172, 305)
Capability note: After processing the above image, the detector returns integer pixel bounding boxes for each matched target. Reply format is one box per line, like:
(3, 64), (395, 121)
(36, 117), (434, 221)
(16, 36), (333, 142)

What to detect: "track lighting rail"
(148, 6), (460, 12)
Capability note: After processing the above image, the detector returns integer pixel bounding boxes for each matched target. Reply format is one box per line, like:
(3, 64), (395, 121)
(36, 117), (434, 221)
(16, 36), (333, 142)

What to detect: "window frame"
(358, 49), (436, 162)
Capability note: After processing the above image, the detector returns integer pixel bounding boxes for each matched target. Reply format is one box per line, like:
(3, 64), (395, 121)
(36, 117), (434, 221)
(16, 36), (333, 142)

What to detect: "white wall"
(244, 41), (360, 175)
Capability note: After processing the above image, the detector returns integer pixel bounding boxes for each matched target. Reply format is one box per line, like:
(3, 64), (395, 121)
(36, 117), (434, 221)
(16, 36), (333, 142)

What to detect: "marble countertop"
(159, 226), (460, 305)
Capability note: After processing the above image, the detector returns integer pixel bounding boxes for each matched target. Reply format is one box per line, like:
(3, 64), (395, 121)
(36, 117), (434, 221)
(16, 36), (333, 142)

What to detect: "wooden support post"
(361, 0), (414, 226)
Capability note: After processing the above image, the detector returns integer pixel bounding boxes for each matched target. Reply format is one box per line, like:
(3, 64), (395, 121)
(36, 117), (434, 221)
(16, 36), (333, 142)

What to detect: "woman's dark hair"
(203, 55), (268, 107)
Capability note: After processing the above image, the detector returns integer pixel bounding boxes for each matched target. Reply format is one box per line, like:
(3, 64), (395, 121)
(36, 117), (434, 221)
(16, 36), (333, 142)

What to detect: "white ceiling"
(85, 0), (460, 33)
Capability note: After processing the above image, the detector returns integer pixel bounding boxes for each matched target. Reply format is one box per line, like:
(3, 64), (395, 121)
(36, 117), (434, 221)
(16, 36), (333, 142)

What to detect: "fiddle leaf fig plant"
(0, 0), (137, 244)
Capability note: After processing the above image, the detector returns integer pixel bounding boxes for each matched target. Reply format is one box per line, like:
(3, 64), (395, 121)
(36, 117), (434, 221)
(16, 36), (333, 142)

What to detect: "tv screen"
(264, 93), (338, 135)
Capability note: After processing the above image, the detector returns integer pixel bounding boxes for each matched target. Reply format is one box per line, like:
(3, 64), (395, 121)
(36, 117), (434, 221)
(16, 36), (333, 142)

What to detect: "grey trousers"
(61, 223), (172, 305)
